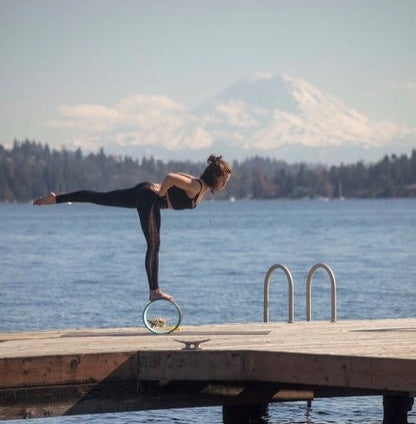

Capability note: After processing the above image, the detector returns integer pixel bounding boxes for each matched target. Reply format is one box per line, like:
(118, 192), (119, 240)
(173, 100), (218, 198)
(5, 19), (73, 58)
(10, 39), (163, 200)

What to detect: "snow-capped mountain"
(52, 73), (415, 164)
(191, 73), (414, 163)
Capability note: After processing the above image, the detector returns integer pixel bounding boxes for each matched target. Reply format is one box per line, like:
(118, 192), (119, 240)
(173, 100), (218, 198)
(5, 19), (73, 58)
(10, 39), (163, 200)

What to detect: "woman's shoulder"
(177, 172), (195, 179)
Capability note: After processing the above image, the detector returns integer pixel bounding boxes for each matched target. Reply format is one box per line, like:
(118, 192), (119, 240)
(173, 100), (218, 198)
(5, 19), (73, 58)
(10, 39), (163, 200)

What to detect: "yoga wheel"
(142, 298), (183, 334)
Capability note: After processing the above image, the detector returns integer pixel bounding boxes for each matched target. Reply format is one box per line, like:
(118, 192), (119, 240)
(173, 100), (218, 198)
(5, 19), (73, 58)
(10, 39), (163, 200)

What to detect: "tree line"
(1, 140), (415, 203)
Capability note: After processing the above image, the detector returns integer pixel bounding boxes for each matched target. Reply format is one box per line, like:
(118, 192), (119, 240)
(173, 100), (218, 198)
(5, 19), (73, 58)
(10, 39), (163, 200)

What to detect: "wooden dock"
(1, 318), (415, 423)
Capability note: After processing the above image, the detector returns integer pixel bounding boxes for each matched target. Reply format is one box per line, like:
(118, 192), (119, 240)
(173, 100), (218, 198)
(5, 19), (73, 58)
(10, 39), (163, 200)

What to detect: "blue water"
(1, 199), (415, 423)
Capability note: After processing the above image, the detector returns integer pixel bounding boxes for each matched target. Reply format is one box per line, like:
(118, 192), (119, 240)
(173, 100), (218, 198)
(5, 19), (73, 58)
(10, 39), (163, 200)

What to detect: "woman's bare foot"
(33, 192), (56, 206)
(149, 289), (174, 302)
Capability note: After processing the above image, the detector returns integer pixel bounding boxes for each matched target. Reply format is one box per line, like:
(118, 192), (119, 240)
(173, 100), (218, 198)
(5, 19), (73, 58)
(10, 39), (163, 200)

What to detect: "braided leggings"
(56, 183), (166, 290)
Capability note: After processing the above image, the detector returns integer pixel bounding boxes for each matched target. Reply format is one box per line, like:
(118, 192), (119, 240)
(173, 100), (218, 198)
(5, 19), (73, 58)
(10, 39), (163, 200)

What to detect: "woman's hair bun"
(200, 154), (232, 192)
(207, 154), (222, 164)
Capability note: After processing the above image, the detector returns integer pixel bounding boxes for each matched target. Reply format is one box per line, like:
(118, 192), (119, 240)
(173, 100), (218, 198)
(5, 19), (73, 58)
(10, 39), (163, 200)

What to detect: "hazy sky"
(1, 0), (415, 157)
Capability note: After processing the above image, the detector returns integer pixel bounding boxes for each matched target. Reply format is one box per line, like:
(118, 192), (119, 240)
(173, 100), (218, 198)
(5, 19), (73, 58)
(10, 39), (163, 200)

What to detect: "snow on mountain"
(194, 73), (413, 159)
(51, 72), (415, 164)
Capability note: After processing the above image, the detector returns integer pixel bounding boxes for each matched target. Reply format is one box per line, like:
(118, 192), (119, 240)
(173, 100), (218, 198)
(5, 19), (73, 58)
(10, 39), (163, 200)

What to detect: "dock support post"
(382, 395), (414, 424)
(222, 403), (268, 424)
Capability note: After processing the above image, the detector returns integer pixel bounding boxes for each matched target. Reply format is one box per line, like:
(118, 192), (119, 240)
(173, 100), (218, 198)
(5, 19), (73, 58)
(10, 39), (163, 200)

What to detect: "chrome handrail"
(306, 263), (337, 322)
(263, 264), (295, 323)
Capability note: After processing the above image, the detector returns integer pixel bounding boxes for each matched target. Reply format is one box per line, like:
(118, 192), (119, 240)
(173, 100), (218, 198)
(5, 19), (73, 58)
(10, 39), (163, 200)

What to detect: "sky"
(1, 0), (415, 162)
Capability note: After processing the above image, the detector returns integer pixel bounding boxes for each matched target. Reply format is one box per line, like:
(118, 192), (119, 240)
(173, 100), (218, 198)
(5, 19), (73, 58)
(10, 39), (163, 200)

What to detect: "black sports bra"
(166, 179), (202, 210)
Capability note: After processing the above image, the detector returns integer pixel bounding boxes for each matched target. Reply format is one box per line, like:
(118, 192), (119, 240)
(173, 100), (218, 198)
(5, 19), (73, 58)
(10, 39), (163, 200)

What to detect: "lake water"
(1, 198), (415, 423)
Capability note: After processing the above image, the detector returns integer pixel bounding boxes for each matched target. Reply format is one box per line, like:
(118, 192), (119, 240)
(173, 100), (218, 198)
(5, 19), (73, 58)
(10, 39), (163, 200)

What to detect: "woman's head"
(200, 155), (232, 192)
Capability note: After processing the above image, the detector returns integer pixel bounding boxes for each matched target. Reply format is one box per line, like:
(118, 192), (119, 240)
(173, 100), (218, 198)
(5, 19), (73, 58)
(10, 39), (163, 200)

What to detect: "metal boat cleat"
(175, 339), (211, 351)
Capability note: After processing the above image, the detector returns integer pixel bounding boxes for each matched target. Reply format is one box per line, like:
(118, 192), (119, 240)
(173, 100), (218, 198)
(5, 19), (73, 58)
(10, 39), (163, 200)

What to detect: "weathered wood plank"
(1, 319), (415, 359)
(0, 353), (137, 389)
(244, 352), (416, 392)
(136, 350), (416, 392)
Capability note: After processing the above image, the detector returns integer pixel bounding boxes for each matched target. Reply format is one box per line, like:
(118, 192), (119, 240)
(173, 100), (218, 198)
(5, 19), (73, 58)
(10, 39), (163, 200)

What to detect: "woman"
(33, 155), (232, 302)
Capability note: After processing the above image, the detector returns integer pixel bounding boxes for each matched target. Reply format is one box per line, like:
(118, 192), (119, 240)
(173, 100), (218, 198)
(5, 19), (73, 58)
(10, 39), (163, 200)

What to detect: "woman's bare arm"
(156, 173), (200, 197)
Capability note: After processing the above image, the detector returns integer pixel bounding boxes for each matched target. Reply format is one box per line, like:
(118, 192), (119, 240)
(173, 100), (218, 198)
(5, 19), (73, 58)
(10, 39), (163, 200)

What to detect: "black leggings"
(56, 183), (167, 291)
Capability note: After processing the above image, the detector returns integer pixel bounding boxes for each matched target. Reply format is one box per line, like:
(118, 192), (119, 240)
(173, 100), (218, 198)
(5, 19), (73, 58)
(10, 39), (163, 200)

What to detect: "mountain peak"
(194, 72), (413, 155)
(196, 72), (299, 116)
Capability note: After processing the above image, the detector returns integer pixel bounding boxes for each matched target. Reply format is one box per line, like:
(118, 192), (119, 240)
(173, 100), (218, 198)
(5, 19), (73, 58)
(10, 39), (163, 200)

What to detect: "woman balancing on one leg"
(33, 155), (232, 302)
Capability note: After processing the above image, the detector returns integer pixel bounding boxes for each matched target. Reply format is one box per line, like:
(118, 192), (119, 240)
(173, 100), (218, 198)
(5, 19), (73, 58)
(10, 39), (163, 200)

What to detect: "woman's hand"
(150, 183), (162, 195)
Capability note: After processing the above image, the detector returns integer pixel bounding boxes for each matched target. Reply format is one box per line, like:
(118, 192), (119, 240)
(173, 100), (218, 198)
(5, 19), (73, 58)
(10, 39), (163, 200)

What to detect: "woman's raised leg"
(33, 183), (150, 208)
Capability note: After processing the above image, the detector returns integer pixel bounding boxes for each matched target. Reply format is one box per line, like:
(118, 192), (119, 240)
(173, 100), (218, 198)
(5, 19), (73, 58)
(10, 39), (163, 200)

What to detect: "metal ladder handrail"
(263, 264), (295, 323)
(306, 262), (337, 322)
